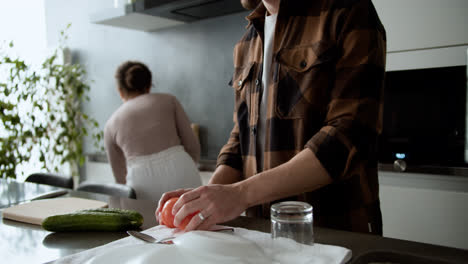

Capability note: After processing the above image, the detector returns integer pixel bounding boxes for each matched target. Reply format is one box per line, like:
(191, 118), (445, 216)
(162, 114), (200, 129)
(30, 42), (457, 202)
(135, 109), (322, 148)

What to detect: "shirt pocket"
(230, 62), (255, 91)
(229, 62), (256, 111)
(275, 42), (335, 119)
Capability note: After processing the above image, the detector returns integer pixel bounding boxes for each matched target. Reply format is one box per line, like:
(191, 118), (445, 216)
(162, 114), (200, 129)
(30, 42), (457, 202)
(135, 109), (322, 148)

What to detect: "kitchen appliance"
(90, 0), (245, 32)
(134, 0), (245, 22)
(378, 64), (467, 169)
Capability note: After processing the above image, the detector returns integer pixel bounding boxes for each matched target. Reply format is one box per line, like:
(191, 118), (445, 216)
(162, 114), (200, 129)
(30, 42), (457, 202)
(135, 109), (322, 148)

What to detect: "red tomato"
(160, 197), (178, 228)
(160, 197), (199, 230)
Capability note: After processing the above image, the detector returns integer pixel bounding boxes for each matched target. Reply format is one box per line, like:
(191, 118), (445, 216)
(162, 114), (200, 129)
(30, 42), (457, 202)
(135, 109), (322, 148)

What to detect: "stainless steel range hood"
(90, 0), (245, 32)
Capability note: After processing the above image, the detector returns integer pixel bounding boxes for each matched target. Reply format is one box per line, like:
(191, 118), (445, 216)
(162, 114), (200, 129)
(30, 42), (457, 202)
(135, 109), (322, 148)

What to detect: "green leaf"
(79, 156), (85, 166)
(0, 24), (101, 180)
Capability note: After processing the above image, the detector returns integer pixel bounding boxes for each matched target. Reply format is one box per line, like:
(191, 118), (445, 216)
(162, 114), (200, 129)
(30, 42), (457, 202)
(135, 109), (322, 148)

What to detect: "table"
(0, 178), (61, 208)
(1, 178), (467, 263)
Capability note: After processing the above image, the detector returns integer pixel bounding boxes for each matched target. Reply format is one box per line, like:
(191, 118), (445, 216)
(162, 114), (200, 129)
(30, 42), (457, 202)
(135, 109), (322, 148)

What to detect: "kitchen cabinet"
(373, 0), (468, 52)
(373, 0), (468, 72)
(379, 171), (468, 249)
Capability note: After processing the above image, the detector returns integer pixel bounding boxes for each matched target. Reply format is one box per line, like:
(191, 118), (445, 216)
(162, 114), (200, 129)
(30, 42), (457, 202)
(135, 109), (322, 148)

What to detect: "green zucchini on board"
(42, 208), (144, 232)
(80, 208), (144, 223)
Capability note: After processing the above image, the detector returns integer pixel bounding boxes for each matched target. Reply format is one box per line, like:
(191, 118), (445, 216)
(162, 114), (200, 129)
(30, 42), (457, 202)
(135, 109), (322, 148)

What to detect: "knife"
(29, 189), (69, 201)
(127, 230), (174, 244)
(127, 227), (235, 244)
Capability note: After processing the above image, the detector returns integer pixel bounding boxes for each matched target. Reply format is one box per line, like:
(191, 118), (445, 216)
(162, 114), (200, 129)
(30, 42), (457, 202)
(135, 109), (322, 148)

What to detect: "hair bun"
(115, 61), (152, 94)
(125, 65), (145, 91)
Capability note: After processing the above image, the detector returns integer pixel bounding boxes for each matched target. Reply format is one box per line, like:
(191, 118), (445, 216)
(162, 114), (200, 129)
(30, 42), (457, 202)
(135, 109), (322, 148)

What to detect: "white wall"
(0, 0), (47, 64)
(44, 0), (245, 159)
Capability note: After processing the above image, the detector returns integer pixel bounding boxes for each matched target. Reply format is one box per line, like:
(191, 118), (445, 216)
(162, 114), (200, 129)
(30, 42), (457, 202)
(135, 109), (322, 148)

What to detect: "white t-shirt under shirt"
(257, 13), (278, 171)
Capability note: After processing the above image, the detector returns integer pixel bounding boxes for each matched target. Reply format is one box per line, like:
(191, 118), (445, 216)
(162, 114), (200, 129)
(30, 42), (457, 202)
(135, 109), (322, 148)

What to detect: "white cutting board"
(2, 197), (108, 225)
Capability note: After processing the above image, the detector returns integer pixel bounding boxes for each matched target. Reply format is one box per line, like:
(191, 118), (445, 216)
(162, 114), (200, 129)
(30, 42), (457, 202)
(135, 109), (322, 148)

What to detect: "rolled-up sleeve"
(305, 0), (386, 181)
(217, 108), (243, 171)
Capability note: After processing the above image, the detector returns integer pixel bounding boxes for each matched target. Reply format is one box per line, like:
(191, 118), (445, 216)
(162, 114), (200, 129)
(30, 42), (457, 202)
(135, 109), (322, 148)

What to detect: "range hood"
(90, 0), (245, 32)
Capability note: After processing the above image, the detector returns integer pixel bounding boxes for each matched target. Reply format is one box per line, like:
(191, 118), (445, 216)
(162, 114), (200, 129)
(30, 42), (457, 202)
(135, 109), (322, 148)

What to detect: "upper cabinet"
(373, 0), (468, 52)
(90, 0), (245, 32)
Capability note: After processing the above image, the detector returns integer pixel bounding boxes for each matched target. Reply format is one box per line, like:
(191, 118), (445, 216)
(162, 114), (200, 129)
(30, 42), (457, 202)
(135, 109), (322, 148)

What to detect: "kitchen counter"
(84, 154), (468, 248)
(88, 152), (468, 177)
(1, 178), (467, 263)
(225, 217), (468, 263)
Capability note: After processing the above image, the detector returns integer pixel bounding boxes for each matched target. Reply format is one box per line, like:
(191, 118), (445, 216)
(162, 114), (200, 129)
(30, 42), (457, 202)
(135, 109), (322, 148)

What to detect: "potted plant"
(0, 24), (103, 181)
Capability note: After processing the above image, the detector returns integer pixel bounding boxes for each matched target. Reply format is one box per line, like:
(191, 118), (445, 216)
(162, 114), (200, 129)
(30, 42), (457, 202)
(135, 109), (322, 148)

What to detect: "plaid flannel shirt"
(217, 0), (386, 234)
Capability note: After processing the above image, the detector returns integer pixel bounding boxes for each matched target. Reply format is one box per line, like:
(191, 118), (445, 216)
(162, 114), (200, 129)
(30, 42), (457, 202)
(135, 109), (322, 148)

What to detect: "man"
(157, 0), (386, 235)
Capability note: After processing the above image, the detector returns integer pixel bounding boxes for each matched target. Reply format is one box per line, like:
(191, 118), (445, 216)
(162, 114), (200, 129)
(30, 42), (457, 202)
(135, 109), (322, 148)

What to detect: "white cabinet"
(373, 0), (468, 52)
(379, 171), (468, 250)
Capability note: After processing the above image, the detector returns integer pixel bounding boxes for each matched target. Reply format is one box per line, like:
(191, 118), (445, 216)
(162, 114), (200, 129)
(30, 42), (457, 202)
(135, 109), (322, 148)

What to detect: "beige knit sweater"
(104, 93), (200, 183)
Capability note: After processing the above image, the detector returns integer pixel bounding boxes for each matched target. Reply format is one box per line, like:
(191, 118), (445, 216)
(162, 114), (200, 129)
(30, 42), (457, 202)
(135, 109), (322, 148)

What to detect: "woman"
(104, 61), (201, 201)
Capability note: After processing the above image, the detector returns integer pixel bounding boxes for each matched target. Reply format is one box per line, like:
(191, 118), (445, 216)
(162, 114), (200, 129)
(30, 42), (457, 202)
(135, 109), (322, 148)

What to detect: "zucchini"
(42, 208), (143, 232)
(79, 208), (143, 223)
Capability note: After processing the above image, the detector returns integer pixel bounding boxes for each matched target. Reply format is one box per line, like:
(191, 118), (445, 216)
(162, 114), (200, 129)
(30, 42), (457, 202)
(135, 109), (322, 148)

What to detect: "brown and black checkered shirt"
(217, 0), (386, 234)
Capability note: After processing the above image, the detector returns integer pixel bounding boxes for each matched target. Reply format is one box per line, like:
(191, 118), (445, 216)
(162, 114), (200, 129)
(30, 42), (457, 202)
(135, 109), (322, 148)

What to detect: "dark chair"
(77, 181), (136, 199)
(25, 173), (74, 189)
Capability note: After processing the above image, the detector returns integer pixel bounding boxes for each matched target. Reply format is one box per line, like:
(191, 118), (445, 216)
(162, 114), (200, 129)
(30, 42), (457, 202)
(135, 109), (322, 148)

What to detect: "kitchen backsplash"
(45, 0), (249, 160)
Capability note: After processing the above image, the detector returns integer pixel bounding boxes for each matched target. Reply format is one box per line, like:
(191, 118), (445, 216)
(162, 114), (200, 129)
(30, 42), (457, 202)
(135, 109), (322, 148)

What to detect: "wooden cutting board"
(2, 197), (108, 225)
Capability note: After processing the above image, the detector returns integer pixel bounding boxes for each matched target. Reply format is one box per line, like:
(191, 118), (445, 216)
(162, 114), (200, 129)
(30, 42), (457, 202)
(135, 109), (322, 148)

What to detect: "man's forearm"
(234, 148), (332, 208)
(208, 164), (242, 185)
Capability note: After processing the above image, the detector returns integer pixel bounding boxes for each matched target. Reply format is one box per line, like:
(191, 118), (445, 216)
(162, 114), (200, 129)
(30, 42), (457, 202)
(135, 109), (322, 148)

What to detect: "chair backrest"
(25, 173), (74, 189)
(77, 181), (136, 199)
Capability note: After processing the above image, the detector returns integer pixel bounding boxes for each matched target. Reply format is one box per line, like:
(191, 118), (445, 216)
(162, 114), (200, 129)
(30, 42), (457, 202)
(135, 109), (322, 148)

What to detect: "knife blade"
(127, 230), (174, 244)
(127, 227), (234, 244)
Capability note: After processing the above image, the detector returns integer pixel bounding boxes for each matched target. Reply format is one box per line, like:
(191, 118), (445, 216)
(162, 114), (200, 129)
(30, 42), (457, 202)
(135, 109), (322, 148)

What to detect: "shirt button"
(255, 79), (259, 86)
(300, 60), (307, 68)
(238, 80), (243, 87)
(251, 127), (257, 135)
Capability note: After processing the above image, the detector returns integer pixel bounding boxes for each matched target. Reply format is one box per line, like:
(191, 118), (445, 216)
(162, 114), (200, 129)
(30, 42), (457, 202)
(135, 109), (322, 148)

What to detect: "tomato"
(160, 197), (200, 230)
(160, 197), (178, 228)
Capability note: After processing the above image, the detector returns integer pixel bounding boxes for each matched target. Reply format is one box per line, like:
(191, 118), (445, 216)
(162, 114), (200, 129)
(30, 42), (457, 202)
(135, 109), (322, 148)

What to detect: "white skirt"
(126, 146), (201, 201)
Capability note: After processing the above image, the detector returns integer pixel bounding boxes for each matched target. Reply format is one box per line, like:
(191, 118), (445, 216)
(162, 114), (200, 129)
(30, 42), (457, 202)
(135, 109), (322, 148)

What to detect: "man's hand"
(171, 184), (248, 231)
(155, 188), (193, 222)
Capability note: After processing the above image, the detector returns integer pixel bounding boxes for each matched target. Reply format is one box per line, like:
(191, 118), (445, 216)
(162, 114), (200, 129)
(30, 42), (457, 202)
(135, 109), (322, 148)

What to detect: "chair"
(77, 181), (136, 199)
(25, 173), (74, 189)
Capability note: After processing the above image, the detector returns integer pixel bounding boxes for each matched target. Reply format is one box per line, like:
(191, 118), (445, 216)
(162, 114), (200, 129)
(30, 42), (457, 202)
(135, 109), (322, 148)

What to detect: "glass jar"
(270, 201), (314, 245)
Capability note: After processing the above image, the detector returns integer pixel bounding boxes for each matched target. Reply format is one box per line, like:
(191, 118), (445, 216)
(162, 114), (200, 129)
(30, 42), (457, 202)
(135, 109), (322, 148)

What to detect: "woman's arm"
(104, 124), (127, 184)
(173, 96), (201, 163)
